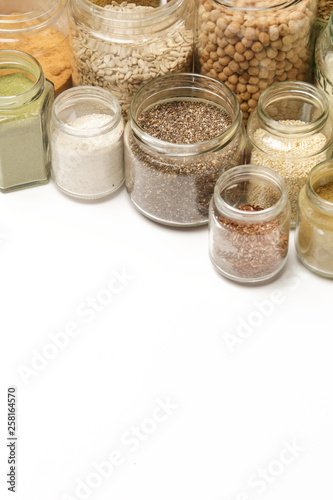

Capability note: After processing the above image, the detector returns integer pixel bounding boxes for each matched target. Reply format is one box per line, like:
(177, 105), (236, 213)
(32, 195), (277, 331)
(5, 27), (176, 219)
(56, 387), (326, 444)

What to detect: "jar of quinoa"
(196, 0), (316, 124)
(247, 81), (333, 226)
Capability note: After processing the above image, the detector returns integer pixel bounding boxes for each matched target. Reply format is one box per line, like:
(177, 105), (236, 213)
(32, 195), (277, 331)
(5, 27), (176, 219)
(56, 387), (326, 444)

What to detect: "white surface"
(0, 180), (333, 500)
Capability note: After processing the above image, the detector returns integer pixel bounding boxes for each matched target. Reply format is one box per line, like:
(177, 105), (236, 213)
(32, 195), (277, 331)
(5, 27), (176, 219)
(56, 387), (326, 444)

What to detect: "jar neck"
(0, 0), (67, 34)
(52, 85), (122, 137)
(306, 161), (333, 213)
(212, 0), (301, 11)
(129, 73), (243, 157)
(255, 81), (329, 138)
(214, 164), (288, 222)
(70, 0), (187, 33)
(0, 50), (45, 109)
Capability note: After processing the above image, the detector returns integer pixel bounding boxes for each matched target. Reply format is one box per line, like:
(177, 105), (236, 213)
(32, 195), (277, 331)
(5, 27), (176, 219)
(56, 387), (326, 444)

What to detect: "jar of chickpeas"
(196, 0), (316, 124)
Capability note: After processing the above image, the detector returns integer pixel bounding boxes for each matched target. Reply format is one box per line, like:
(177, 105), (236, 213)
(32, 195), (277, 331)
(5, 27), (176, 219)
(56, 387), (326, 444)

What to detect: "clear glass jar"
(315, 11), (333, 115)
(124, 73), (246, 226)
(196, 0), (316, 124)
(0, 0), (72, 96)
(50, 86), (124, 200)
(209, 164), (291, 283)
(247, 81), (333, 227)
(68, 0), (194, 118)
(295, 159), (333, 278)
(0, 50), (54, 192)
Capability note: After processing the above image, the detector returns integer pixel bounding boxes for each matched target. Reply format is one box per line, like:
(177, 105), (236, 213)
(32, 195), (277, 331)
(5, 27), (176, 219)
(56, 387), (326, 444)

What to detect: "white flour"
(51, 113), (124, 199)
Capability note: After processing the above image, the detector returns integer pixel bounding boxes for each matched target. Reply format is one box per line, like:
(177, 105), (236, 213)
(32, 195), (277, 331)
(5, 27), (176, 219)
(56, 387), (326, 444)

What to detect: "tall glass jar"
(247, 81), (333, 226)
(295, 159), (333, 278)
(315, 11), (333, 116)
(0, 0), (72, 96)
(50, 86), (124, 200)
(196, 0), (316, 124)
(68, 0), (194, 118)
(124, 73), (246, 227)
(0, 50), (55, 192)
(209, 164), (291, 283)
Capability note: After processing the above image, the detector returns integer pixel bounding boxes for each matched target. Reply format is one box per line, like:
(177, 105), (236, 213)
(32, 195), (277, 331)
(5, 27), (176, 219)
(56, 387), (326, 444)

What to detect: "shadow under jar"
(247, 81), (333, 227)
(124, 73), (246, 226)
(68, 0), (194, 119)
(209, 164), (291, 283)
(295, 159), (333, 278)
(196, 0), (316, 125)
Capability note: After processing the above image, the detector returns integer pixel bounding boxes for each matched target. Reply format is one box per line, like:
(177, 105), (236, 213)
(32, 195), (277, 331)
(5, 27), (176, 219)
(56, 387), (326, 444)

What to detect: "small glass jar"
(247, 81), (333, 226)
(68, 0), (194, 118)
(209, 164), (291, 283)
(124, 73), (246, 226)
(50, 86), (124, 200)
(196, 0), (316, 124)
(295, 159), (333, 278)
(0, 50), (54, 192)
(0, 0), (72, 96)
(315, 11), (333, 115)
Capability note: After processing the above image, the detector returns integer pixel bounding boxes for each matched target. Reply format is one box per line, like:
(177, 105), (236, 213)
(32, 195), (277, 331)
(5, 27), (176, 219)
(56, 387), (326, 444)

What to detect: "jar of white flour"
(50, 85), (124, 199)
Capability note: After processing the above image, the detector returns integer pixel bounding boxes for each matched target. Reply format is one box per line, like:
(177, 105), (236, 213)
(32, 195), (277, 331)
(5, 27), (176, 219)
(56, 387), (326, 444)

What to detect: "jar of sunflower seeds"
(68, 0), (194, 118)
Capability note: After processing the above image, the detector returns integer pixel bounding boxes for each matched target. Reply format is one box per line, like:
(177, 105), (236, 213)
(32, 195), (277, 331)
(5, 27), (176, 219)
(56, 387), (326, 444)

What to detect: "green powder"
(0, 72), (34, 97)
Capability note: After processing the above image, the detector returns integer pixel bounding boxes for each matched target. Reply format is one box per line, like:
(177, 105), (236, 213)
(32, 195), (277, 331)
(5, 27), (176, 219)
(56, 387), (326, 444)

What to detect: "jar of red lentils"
(196, 0), (316, 124)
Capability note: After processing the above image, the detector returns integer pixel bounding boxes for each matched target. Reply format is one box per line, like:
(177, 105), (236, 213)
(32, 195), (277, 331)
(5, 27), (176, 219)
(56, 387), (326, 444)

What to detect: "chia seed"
(125, 99), (244, 225)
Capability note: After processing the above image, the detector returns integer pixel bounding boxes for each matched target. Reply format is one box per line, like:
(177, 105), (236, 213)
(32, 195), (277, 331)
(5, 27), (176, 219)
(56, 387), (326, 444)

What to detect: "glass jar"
(0, 0), (72, 96)
(50, 86), (124, 200)
(68, 0), (194, 118)
(209, 164), (291, 283)
(315, 11), (333, 115)
(0, 50), (54, 192)
(196, 0), (316, 124)
(124, 73), (246, 227)
(295, 159), (333, 278)
(247, 81), (333, 227)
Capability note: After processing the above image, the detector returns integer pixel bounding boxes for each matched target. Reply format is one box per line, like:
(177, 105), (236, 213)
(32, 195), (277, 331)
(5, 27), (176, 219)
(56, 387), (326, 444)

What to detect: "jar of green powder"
(0, 50), (55, 192)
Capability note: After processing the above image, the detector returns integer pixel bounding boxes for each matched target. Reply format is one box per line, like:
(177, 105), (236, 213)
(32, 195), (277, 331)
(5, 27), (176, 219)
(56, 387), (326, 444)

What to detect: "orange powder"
(0, 21), (72, 96)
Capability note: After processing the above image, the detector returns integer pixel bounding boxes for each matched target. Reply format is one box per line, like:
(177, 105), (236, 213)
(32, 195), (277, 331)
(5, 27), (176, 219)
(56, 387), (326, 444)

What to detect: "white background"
(0, 180), (333, 500)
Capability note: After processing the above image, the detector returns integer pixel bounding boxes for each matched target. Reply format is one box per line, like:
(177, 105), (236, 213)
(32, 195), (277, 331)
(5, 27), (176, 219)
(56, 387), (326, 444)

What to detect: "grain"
(125, 100), (244, 224)
(69, 1), (193, 118)
(197, 0), (314, 124)
(250, 120), (328, 222)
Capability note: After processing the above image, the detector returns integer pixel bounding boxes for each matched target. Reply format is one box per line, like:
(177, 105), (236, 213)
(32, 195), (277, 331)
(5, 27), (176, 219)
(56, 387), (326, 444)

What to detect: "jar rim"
(0, 50), (44, 108)
(0, 0), (68, 34)
(254, 81), (330, 138)
(306, 160), (333, 212)
(70, 0), (186, 28)
(211, 0), (302, 11)
(128, 73), (242, 157)
(214, 164), (289, 222)
(52, 85), (122, 137)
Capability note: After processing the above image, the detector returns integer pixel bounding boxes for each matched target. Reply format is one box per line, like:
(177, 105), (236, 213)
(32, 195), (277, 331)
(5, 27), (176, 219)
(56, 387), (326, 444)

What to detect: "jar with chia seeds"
(68, 0), (194, 118)
(0, 50), (55, 192)
(0, 0), (72, 96)
(196, 0), (316, 125)
(295, 159), (333, 278)
(247, 81), (333, 226)
(124, 73), (246, 226)
(315, 11), (333, 115)
(209, 164), (291, 283)
(50, 86), (124, 200)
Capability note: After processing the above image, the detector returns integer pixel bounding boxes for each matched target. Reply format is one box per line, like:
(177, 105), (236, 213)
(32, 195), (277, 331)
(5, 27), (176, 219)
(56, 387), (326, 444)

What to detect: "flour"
(51, 113), (124, 199)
